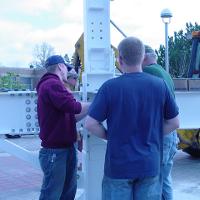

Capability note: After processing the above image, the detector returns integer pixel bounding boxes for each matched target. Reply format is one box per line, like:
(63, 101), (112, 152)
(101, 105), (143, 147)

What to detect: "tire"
(183, 146), (200, 157)
(5, 134), (21, 139)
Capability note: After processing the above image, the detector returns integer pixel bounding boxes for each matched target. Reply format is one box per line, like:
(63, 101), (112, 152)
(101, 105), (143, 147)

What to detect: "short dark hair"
(118, 37), (144, 66)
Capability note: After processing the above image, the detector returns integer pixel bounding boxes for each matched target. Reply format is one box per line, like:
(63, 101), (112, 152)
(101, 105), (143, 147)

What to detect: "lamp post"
(160, 9), (172, 73)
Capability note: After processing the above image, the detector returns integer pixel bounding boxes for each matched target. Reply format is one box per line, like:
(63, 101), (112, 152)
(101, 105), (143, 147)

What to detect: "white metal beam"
(0, 138), (40, 168)
(0, 91), (39, 135)
(175, 91), (200, 129)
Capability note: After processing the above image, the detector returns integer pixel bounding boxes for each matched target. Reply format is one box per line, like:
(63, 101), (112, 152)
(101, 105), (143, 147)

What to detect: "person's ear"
(57, 64), (62, 71)
(118, 55), (123, 66)
(142, 55), (147, 63)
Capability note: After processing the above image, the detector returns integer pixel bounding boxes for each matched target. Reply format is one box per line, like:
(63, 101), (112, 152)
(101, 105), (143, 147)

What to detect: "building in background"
(0, 67), (46, 90)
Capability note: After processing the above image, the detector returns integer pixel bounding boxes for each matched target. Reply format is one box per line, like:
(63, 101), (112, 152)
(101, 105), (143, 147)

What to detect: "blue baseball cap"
(44, 55), (73, 71)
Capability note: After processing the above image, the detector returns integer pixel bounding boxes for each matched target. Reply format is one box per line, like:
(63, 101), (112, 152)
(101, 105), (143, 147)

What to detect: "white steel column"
(83, 0), (115, 92)
(83, 1), (113, 199)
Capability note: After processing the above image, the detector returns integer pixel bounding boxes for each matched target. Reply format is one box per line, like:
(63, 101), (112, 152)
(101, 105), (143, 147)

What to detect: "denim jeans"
(102, 175), (160, 200)
(161, 131), (178, 200)
(39, 145), (77, 200)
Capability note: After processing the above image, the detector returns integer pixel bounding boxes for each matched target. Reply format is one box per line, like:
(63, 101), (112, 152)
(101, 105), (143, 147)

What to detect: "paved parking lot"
(0, 153), (41, 200)
(0, 135), (41, 200)
(0, 135), (199, 200)
(172, 150), (200, 200)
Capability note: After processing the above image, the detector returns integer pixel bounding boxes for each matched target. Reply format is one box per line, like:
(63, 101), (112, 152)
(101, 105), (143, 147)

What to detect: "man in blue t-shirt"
(85, 37), (179, 200)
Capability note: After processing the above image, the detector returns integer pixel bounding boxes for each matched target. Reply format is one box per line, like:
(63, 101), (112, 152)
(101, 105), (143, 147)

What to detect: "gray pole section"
(165, 22), (169, 73)
(110, 19), (127, 38)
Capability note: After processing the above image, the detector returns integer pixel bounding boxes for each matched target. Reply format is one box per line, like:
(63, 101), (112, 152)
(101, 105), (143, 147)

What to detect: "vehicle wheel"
(5, 134), (21, 139)
(183, 146), (200, 157)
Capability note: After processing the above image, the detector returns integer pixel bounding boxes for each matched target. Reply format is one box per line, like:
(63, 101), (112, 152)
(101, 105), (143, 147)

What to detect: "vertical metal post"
(165, 22), (169, 73)
(83, 0), (115, 92)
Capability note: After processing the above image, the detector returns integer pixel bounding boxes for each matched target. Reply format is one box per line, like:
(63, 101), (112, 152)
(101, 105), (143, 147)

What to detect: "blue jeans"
(161, 131), (178, 200)
(102, 175), (160, 200)
(39, 145), (77, 200)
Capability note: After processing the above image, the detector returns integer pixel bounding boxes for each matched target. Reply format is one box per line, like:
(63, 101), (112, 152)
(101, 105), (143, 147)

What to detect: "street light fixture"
(160, 8), (173, 73)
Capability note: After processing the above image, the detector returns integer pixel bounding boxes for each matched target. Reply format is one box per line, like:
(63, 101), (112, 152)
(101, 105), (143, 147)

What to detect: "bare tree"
(31, 42), (55, 68)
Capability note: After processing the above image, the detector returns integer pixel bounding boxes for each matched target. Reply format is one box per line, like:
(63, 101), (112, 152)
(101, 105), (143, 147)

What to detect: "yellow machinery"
(177, 129), (200, 157)
(177, 31), (200, 157)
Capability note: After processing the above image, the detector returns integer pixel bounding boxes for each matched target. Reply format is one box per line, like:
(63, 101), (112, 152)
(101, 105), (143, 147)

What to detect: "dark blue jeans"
(39, 145), (77, 200)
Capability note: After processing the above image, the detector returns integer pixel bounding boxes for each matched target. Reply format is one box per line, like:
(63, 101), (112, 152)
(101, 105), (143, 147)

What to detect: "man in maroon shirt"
(37, 55), (90, 200)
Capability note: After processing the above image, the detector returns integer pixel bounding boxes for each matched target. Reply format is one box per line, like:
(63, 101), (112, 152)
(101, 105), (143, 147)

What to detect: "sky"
(0, 0), (199, 68)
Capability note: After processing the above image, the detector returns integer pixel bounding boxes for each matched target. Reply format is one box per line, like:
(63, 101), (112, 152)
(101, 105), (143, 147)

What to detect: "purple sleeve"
(48, 83), (82, 114)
